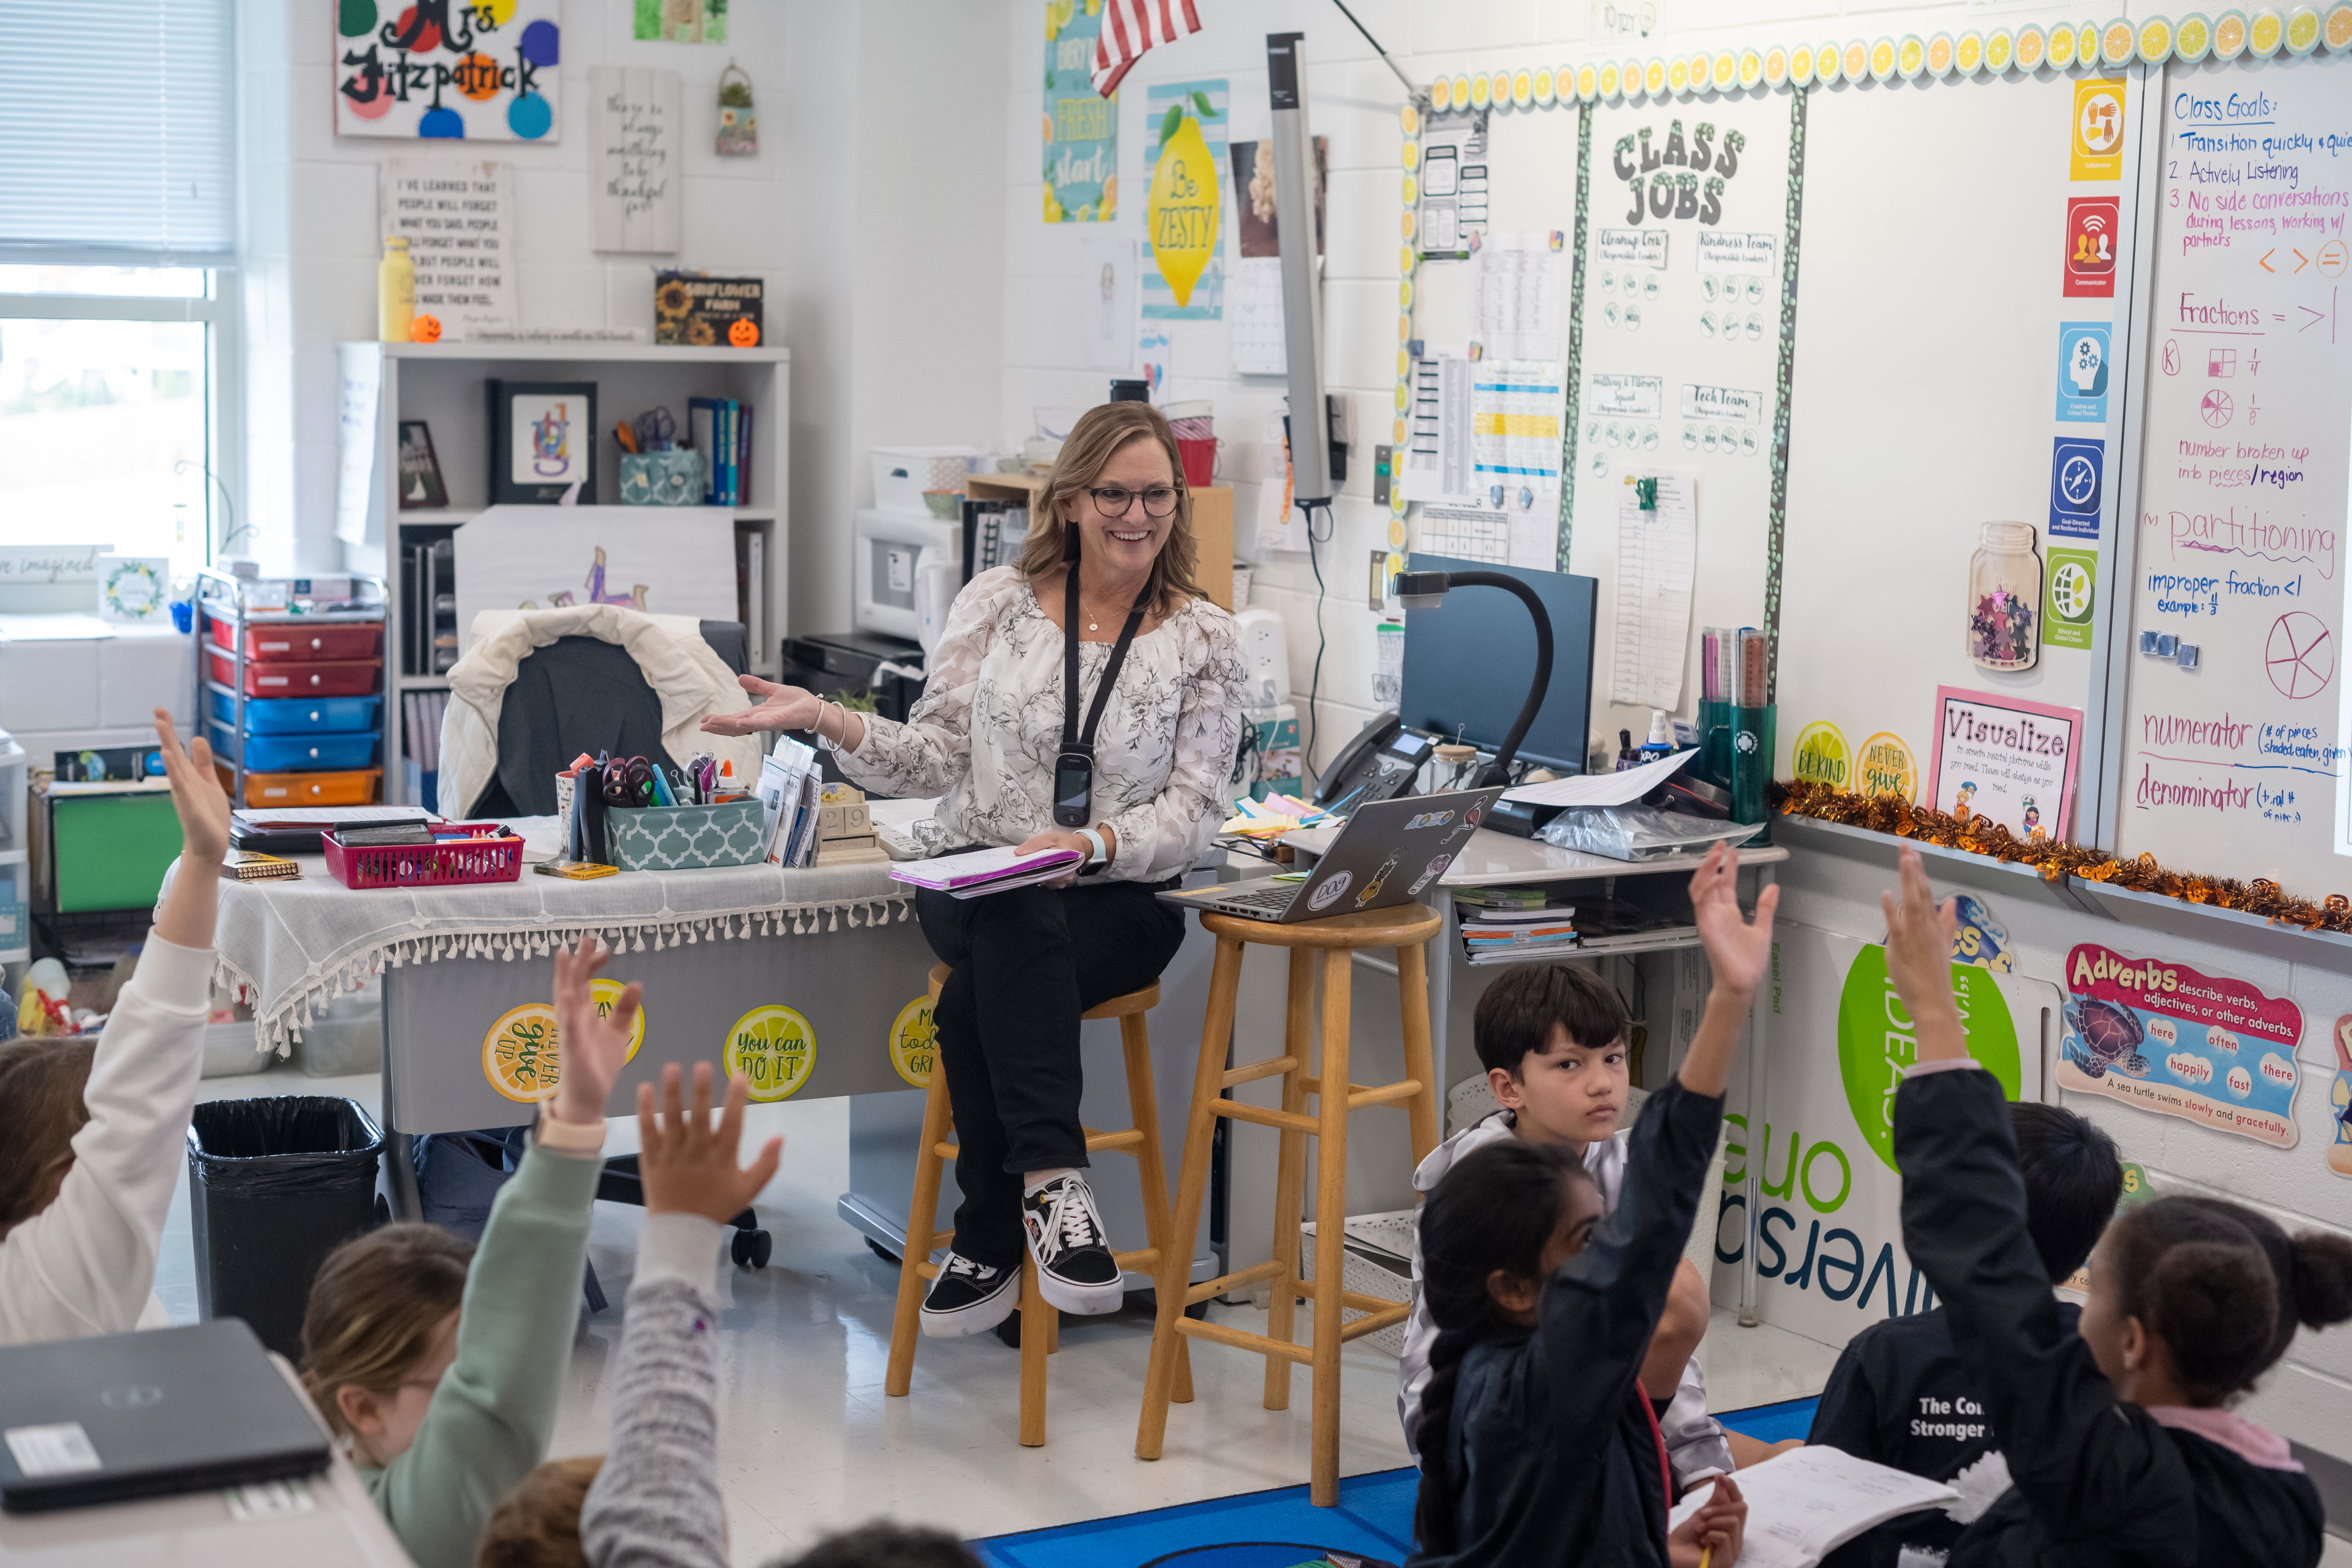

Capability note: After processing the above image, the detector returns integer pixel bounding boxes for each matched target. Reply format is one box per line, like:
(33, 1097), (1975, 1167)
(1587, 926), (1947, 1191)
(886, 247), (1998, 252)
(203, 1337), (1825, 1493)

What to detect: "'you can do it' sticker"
(482, 980), (647, 1103)
(727, 1005), (816, 1101)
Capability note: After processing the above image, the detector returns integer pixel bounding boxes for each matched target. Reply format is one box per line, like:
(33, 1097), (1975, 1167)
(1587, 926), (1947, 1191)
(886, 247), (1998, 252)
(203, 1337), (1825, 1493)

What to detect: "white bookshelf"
(339, 341), (790, 807)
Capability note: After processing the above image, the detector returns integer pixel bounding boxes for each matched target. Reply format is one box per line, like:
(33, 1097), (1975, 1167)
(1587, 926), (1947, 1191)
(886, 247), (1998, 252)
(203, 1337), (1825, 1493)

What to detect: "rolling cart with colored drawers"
(195, 569), (389, 809)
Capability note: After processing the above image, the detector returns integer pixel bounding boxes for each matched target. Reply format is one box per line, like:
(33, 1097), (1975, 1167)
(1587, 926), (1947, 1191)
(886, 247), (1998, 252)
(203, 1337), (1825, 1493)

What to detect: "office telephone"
(1312, 711), (1434, 809)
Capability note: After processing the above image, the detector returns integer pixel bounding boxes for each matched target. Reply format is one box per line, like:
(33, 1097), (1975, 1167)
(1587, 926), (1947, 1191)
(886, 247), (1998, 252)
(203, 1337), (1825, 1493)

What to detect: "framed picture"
(397, 420), (448, 510)
(96, 554), (172, 625)
(488, 380), (598, 504)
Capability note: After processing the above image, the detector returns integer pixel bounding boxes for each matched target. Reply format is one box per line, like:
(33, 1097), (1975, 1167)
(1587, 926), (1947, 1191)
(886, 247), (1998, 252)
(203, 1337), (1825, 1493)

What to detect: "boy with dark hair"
(1807, 1098), (2126, 1568)
(779, 1523), (981, 1568)
(1399, 961), (1735, 1489)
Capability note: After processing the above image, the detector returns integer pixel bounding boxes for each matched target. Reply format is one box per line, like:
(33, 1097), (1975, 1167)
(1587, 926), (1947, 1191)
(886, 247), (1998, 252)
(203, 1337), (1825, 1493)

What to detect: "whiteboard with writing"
(2118, 52), (2351, 890)
(591, 67), (683, 255)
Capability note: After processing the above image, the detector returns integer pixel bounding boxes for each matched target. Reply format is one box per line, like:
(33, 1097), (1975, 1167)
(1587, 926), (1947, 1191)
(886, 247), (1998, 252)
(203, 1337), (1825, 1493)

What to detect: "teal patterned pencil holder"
(605, 800), (764, 870)
(619, 450), (705, 506)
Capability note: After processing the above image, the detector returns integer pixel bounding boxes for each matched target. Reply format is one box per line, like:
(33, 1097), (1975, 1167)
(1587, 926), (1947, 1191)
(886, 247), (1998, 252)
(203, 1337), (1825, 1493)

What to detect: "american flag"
(1092, 0), (1203, 96)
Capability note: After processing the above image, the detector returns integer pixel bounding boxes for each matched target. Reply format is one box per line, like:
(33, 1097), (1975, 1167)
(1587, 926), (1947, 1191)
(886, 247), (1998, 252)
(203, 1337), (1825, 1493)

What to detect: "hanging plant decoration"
(717, 63), (757, 157)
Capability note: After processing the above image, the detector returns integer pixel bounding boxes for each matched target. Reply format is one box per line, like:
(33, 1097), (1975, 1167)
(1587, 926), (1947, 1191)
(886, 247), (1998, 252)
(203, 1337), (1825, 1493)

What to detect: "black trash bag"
(186, 1097), (384, 1361)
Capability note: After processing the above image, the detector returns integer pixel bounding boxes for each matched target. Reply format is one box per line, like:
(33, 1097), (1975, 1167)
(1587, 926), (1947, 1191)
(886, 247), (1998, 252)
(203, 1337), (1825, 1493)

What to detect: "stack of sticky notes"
(1219, 793), (1344, 841)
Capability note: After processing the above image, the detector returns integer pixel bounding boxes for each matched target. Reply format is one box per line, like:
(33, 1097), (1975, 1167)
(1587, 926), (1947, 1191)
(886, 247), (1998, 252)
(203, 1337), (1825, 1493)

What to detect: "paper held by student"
(1668, 1444), (1960, 1568)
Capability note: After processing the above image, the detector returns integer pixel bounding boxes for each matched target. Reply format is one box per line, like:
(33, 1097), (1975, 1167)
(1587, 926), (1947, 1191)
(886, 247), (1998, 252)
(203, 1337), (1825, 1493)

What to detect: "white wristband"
(1076, 828), (1107, 865)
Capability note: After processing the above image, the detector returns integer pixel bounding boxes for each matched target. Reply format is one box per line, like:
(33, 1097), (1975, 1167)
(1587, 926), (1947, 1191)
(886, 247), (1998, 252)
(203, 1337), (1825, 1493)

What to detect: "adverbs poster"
(1927, 686), (2082, 844)
(2058, 943), (2303, 1148)
(1042, 0), (1116, 223)
(1714, 923), (2053, 1346)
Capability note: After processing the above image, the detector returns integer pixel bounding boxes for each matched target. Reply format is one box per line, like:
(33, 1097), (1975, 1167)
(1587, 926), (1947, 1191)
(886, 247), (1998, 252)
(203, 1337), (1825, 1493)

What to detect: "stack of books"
(1457, 886), (1580, 966)
(688, 397), (753, 506)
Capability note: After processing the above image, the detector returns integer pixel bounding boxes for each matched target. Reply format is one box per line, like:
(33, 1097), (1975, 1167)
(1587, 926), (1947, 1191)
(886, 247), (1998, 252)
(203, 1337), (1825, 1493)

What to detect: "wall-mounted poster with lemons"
(1856, 732), (1918, 802)
(2045, 547), (2097, 651)
(1791, 721), (1852, 790)
(482, 980), (648, 1103)
(1042, 0), (1116, 224)
(1142, 79), (1226, 321)
(889, 996), (939, 1088)
(727, 1005), (817, 1102)
(1835, 942), (2023, 1172)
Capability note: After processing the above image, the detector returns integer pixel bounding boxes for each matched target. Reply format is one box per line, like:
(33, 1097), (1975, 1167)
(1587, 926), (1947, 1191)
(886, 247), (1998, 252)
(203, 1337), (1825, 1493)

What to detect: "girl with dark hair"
(1881, 845), (2352, 1568)
(1408, 844), (1769, 1568)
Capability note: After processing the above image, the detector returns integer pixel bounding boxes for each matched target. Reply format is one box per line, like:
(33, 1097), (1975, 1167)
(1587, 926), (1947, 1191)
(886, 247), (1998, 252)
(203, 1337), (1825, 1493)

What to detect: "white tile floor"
(163, 1069), (2351, 1568)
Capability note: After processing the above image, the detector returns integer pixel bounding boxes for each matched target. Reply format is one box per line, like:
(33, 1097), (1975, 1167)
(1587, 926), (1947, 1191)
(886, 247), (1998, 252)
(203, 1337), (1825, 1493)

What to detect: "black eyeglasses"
(1089, 485), (1181, 518)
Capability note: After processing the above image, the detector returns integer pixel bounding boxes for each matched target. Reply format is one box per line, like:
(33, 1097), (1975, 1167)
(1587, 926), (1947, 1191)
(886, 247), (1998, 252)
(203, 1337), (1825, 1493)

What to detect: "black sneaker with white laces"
(1021, 1173), (1125, 1314)
(918, 1250), (1018, 1337)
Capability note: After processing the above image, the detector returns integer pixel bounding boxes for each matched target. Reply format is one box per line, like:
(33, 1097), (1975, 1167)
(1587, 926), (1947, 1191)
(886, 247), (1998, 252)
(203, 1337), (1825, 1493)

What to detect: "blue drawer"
(209, 690), (383, 737)
(208, 723), (381, 772)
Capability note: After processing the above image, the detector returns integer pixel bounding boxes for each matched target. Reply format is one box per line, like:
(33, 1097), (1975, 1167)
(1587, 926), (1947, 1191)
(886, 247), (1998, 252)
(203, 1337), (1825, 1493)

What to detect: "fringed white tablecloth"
(215, 813), (920, 1056)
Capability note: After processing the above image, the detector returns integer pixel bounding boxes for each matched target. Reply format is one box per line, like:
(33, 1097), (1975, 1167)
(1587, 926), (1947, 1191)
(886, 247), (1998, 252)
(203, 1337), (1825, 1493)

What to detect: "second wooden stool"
(882, 962), (1193, 1445)
(1134, 903), (1444, 1504)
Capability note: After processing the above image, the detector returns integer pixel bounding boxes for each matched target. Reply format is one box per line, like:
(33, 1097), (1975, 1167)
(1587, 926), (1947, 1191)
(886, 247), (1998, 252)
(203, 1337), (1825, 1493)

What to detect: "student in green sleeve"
(298, 940), (634, 1568)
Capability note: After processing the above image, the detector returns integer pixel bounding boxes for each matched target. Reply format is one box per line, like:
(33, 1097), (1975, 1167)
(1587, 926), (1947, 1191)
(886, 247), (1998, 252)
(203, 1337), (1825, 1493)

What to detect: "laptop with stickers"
(0, 1319), (330, 1512)
(1169, 788), (1503, 924)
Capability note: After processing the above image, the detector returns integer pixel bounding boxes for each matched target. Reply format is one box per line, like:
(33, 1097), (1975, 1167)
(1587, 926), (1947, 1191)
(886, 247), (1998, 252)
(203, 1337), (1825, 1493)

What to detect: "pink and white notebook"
(888, 844), (1086, 899)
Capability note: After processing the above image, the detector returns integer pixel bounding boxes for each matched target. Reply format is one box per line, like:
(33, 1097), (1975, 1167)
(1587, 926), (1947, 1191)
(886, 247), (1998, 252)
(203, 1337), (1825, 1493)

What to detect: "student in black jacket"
(1808, 1101), (2123, 1568)
(1408, 844), (1767, 1568)
(1879, 846), (2352, 1568)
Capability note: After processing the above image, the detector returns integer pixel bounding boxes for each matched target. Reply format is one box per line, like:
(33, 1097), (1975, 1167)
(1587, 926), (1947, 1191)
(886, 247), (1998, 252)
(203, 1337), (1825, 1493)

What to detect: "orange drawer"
(218, 764), (381, 809)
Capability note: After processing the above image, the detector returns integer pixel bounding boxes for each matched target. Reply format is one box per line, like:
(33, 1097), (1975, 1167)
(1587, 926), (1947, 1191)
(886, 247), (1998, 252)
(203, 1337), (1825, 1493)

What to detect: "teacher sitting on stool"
(703, 401), (1246, 1333)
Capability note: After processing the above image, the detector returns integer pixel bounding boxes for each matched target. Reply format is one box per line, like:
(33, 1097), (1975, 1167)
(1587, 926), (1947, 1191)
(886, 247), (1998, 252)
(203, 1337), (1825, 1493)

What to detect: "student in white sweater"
(0, 710), (230, 1344)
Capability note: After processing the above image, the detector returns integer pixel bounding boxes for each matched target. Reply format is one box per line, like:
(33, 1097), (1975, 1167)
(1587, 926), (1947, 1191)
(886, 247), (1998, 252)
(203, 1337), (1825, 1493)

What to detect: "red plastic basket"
(322, 823), (525, 890)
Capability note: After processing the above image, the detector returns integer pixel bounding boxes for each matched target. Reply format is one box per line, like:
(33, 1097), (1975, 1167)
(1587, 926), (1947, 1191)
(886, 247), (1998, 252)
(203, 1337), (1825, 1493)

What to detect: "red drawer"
(207, 648), (381, 697)
(208, 619), (383, 662)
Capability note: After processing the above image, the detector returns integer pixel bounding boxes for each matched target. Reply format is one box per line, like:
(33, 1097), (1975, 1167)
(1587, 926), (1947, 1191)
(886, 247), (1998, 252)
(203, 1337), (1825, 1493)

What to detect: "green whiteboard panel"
(52, 794), (180, 913)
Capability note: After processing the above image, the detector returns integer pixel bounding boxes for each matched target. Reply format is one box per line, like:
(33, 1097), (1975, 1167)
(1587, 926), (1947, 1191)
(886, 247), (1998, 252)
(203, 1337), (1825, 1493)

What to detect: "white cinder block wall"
(234, 0), (794, 574)
(993, 0), (2352, 1491)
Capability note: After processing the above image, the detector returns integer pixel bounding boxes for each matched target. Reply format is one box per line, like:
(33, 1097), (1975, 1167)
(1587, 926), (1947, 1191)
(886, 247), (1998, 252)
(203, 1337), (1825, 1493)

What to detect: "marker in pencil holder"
(1730, 703), (1776, 838)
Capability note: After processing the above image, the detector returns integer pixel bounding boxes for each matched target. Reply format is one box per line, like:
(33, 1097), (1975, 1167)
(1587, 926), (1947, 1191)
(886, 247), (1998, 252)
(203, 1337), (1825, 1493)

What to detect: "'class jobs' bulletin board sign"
(337, 0), (562, 140)
(1927, 686), (2083, 844)
(2060, 943), (2303, 1148)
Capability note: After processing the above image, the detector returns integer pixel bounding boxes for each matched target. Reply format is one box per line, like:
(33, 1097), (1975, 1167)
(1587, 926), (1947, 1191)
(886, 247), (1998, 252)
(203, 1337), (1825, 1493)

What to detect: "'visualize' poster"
(2059, 942), (2303, 1148)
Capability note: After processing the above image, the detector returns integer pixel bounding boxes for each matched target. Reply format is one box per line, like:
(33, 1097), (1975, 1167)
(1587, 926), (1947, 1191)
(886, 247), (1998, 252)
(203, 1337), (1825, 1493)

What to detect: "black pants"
(915, 877), (1186, 1270)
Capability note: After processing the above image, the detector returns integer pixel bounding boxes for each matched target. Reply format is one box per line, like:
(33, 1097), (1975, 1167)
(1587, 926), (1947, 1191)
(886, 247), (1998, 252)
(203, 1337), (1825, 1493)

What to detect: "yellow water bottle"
(379, 237), (415, 343)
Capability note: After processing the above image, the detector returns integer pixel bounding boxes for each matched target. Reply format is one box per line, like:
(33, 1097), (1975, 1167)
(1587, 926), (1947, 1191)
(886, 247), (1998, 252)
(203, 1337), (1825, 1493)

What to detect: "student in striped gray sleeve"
(574, 1060), (782, 1568)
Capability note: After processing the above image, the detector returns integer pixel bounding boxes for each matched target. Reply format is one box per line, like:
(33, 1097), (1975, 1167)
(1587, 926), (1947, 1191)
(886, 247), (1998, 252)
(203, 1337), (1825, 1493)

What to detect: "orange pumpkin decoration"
(410, 313), (443, 344)
(727, 317), (759, 348)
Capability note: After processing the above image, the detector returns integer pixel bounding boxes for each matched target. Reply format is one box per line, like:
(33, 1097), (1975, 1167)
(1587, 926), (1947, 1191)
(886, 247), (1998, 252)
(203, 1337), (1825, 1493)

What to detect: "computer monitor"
(1396, 552), (1599, 775)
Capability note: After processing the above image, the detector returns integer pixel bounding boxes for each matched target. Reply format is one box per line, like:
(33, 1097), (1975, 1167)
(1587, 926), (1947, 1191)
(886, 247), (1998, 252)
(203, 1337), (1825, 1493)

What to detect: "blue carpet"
(972, 1399), (1818, 1568)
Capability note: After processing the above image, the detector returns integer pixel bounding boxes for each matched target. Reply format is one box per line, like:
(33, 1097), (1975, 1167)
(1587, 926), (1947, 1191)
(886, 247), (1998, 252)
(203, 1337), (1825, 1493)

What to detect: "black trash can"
(187, 1097), (385, 1361)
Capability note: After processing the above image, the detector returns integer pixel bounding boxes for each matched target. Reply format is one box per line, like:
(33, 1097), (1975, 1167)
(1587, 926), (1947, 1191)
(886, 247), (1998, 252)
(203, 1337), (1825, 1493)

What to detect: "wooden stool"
(882, 963), (1193, 1446)
(1134, 903), (1444, 1505)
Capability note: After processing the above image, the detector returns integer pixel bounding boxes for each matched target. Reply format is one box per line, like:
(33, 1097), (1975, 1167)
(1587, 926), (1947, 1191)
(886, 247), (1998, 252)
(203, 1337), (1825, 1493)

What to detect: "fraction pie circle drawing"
(2201, 389), (2233, 427)
(2266, 611), (2334, 699)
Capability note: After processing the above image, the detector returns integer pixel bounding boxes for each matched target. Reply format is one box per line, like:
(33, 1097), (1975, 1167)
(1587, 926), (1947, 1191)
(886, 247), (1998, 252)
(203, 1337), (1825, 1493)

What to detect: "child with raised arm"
(1879, 845), (2352, 1568)
(1407, 843), (1767, 1568)
(0, 710), (229, 1343)
(300, 940), (635, 1568)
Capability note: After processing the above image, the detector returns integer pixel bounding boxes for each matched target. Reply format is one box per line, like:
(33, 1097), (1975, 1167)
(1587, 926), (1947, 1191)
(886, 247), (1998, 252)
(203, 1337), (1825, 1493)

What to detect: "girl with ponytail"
(1881, 844), (2352, 1568)
(1407, 845), (1772, 1568)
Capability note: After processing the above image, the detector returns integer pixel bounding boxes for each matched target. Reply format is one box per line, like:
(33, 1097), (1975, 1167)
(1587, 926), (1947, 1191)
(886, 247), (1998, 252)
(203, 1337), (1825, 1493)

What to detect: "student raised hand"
(1881, 846), (1967, 1064)
(637, 1062), (784, 1223)
(151, 707), (231, 949)
(550, 940), (640, 1127)
(1679, 842), (1778, 1097)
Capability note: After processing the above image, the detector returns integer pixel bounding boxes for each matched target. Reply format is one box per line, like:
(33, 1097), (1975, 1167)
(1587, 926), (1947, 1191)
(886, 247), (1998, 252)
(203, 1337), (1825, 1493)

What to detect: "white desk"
(0, 1358), (414, 1567)
(1280, 824), (1788, 1322)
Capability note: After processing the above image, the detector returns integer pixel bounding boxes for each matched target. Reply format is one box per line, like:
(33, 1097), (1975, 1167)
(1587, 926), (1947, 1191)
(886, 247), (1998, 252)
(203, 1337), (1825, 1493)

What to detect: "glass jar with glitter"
(1967, 521), (2041, 672)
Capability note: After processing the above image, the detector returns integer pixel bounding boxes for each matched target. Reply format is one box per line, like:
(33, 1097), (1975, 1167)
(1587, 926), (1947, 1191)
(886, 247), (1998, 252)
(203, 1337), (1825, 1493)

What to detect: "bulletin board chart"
(2113, 51), (2352, 896)
(1775, 65), (2140, 833)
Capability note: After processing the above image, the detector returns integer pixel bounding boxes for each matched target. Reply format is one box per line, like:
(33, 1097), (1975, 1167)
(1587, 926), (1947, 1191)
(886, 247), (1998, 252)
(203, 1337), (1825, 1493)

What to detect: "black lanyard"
(1053, 558), (1149, 827)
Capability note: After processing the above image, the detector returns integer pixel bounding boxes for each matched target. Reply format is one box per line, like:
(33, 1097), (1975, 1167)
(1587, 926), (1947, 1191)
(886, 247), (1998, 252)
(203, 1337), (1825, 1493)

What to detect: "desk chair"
(439, 618), (770, 1291)
(1135, 903), (1445, 1505)
(884, 963), (1192, 1446)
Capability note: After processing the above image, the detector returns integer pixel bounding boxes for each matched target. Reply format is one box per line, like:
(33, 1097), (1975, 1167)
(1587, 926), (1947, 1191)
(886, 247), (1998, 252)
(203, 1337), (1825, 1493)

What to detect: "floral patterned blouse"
(833, 567), (1248, 884)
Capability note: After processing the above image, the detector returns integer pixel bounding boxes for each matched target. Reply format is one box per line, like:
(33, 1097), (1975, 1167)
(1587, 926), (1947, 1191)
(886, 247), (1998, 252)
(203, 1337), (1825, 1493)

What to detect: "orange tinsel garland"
(1769, 779), (2352, 935)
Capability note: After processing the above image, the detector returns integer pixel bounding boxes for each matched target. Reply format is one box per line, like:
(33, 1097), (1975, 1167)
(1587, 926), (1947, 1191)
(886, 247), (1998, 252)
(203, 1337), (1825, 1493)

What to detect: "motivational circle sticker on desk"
(482, 980), (648, 1102)
(889, 996), (939, 1088)
(728, 1006), (816, 1101)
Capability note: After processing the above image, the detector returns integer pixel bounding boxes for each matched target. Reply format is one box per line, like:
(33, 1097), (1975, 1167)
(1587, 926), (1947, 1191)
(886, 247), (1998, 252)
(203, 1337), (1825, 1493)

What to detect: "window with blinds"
(0, 0), (238, 264)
